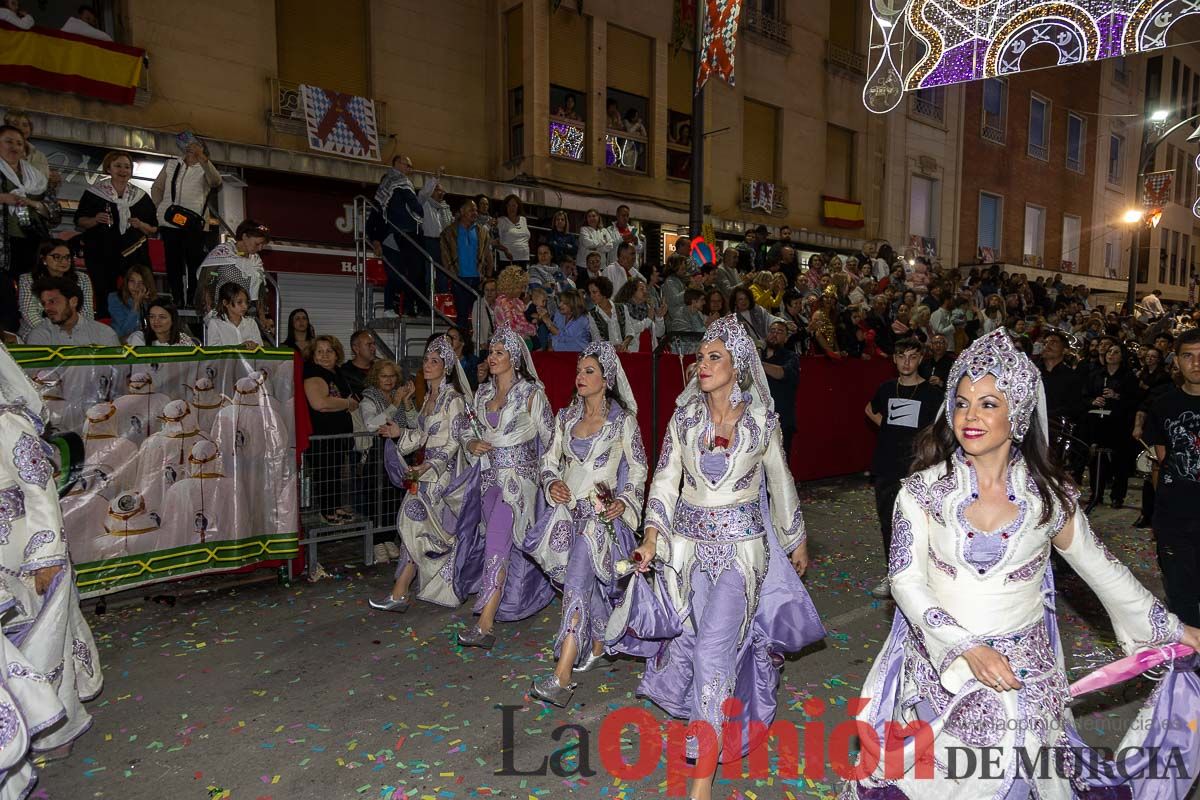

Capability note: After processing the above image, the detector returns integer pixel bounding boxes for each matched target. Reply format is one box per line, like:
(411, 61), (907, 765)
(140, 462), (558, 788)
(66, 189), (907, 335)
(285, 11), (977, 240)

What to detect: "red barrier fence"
(529, 352), (896, 483)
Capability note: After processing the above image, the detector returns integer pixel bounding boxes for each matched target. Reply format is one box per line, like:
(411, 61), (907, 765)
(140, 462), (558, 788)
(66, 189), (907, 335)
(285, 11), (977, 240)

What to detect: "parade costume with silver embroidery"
(525, 342), (646, 667)
(606, 315), (825, 764)
(844, 329), (1197, 800)
(383, 336), (472, 608)
(0, 346), (104, 800)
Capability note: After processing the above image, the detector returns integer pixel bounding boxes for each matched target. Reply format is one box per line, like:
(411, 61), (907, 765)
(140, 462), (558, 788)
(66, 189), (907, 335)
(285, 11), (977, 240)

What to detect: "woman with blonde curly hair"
(493, 265), (536, 340)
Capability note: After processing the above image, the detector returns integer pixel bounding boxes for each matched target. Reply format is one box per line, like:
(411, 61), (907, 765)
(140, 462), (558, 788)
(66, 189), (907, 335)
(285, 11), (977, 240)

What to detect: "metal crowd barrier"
(293, 430), (406, 574)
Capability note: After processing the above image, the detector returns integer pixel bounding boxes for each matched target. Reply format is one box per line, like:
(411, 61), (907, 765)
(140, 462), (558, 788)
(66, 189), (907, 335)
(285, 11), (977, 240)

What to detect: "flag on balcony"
(0, 24), (144, 104)
(748, 180), (774, 213)
(822, 196), (865, 229)
(670, 0), (696, 55)
(299, 84), (381, 162)
(1142, 170), (1173, 210)
(696, 0), (744, 91)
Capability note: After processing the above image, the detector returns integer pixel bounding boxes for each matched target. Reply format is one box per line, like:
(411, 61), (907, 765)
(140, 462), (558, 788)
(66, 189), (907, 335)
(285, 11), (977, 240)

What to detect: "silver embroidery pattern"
(13, 433), (52, 487)
(549, 520), (573, 552)
(888, 507), (914, 576)
(403, 499), (428, 523)
(472, 554), (505, 613)
(781, 505), (805, 544)
(695, 542), (737, 580)
(22, 529), (55, 560)
(72, 638), (95, 679)
(742, 412), (762, 451)
(654, 430), (674, 472)
(923, 607), (960, 629)
(593, 451), (610, 469)
(906, 470), (957, 524)
(1004, 548), (1048, 585)
(928, 545), (957, 578)
(0, 486), (25, 546)
(732, 467), (759, 492)
(0, 702), (17, 748)
(944, 689), (1005, 747)
(674, 498), (764, 542)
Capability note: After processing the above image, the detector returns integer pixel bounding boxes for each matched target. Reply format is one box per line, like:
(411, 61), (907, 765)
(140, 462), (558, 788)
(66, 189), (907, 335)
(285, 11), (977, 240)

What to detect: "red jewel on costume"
(714, 436), (730, 449)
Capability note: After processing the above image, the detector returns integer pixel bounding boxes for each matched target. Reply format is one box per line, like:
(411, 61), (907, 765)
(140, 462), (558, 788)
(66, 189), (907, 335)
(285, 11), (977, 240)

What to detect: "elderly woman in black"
(303, 335), (359, 526)
(76, 150), (158, 306)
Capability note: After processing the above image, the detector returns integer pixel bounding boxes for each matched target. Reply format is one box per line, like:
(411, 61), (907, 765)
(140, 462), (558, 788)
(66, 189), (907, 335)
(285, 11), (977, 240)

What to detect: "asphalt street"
(35, 477), (1191, 800)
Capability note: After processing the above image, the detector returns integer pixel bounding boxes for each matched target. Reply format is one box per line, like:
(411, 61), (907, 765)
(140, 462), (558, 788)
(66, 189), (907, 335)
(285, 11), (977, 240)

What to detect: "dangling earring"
(729, 384), (742, 406)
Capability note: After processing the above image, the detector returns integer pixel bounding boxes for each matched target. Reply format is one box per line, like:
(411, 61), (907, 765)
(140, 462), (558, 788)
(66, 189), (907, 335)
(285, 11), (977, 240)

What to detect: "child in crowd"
(205, 283), (262, 349)
(493, 265), (536, 342)
(525, 286), (552, 351)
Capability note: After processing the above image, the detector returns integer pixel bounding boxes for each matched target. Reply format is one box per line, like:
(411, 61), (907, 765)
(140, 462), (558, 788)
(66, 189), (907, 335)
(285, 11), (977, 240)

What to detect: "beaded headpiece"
(944, 328), (1041, 443)
(490, 326), (525, 367)
(702, 315), (756, 376)
(581, 341), (618, 388)
(426, 335), (457, 370)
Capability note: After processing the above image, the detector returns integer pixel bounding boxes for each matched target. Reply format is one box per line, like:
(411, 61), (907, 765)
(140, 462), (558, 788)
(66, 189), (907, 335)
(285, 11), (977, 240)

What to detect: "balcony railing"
(981, 123), (1006, 145)
(826, 42), (866, 78)
(1028, 141), (1048, 161)
(739, 179), (788, 216)
(1113, 66), (1130, 87)
(268, 78), (387, 139)
(911, 91), (944, 124)
(606, 127), (648, 174)
(743, 8), (789, 46)
(1067, 153), (1083, 173)
(549, 117), (586, 162)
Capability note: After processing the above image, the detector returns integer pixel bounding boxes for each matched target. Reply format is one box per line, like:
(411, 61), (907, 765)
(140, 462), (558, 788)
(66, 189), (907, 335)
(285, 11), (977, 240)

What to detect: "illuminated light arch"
(985, 7), (1100, 78)
(864, 0), (1195, 114)
(1124, 0), (1200, 53)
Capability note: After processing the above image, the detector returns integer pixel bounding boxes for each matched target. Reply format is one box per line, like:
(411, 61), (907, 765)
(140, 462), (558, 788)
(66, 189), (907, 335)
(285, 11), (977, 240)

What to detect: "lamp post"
(1127, 110), (1200, 314)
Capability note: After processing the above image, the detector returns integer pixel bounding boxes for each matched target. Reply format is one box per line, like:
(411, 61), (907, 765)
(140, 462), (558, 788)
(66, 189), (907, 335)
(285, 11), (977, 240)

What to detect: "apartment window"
(1113, 56), (1130, 86)
(1107, 135), (1123, 185)
(548, 9), (588, 163)
(606, 26), (652, 174)
(912, 87), (945, 124)
(1028, 95), (1050, 161)
(828, 0), (858, 52)
(1061, 214), (1081, 271)
(1171, 230), (1181, 284)
(982, 79), (1007, 144)
(909, 176), (938, 239)
(1066, 113), (1085, 172)
(824, 124), (855, 199)
(1147, 56), (1162, 106)
(1184, 234), (1192, 285)
(1104, 241), (1117, 279)
(978, 192), (1002, 256)
(1171, 58), (1180, 107)
(744, 0), (788, 45)
(1023, 204), (1046, 264)
(1160, 229), (1169, 282)
(505, 5), (524, 160)
(744, 99), (780, 184)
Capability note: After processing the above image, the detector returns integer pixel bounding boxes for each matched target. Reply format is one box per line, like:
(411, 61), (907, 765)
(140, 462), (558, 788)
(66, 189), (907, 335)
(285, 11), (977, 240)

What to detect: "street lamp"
(1150, 109), (1170, 122)
(1122, 209), (1144, 224)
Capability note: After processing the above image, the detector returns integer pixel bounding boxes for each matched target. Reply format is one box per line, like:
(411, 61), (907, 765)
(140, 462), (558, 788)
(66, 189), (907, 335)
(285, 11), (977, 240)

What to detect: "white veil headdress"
(677, 315), (773, 412)
(426, 334), (474, 406)
(938, 328), (1048, 446)
(576, 341), (637, 416)
(490, 325), (542, 389)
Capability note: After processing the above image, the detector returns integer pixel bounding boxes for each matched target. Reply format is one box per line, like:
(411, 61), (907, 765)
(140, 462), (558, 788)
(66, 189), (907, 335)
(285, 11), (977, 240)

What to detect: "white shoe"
(384, 541), (401, 560)
(870, 578), (891, 599)
(373, 543), (390, 564)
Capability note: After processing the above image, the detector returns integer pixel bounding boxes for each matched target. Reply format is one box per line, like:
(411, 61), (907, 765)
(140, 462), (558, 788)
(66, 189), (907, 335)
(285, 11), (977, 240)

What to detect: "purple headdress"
(682, 314), (773, 412)
(943, 328), (1046, 444)
(489, 325), (540, 387)
(581, 341), (618, 388)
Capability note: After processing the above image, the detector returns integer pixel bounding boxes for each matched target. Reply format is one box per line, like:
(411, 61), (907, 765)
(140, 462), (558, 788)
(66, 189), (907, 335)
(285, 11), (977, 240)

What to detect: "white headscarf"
(0, 157), (48, 205)
(426, 335), (473, 406)
(85, 177), (147, 235)
(677, 314), (773, 412)
(489, 325), (542, 388)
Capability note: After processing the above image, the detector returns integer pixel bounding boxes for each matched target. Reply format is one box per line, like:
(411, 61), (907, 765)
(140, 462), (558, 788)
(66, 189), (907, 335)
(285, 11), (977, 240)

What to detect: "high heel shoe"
(530, 674), (575, 707)
(368, 594), (410, 613)
(458, 626), (496, 649)
(572, 650), (612, 674)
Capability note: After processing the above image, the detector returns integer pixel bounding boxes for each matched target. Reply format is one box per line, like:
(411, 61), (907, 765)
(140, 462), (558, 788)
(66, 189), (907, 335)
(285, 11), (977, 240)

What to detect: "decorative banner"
(12, 346), (299, 598)
(823, 195), (865, 229)
(864, 1), (1196, 114)
(1143, 169), (1174, 208)
(671, 0), (697, 55)
(1193, 152), (1200, 220)
(696, 0), (744, 91)
(300, 84), (381, 162)
(749, 180), (775, 213)
(549, 119), (585, 161)
(0, 23), (144, 105)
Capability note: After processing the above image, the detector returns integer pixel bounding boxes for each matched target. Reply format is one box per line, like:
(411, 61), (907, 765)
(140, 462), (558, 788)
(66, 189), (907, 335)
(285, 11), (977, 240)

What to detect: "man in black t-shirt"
(1143, 328), (1200, 627)
(865, 338), (943, 598)
(339, 330), (376, 400)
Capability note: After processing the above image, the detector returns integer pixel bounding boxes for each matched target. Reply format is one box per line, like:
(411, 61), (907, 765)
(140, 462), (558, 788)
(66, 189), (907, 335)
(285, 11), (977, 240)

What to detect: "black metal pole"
(688, 0), (705, 237)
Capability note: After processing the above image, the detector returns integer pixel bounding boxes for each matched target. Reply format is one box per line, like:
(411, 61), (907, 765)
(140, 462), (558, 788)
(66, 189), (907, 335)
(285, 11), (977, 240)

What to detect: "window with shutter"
(978, 192), (1001, 254)
(823, 124), (853, 198)
(276, 0), (369, 96)
(668, 50), (693, 114)
(506, 6), (524, 91)
(606, 25), (652, 97)
(550, 10), (587, 95)
(1061, 214), (1081, 271)
(743, 100), (778, 183)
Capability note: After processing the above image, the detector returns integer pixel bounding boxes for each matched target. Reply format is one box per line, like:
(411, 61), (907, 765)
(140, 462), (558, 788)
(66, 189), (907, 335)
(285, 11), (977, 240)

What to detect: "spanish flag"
(822, 195), (866, 229)
(0, 23), (144, 105)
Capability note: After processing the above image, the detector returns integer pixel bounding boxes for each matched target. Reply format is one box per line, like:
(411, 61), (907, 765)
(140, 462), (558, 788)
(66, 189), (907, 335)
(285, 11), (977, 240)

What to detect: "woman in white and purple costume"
(369, 335), (471, 612)
(842, 328), (1200, 800)
(451, 326), (555, 649)
(606, 315), (824, 800)
(525, 341), (647, 707)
